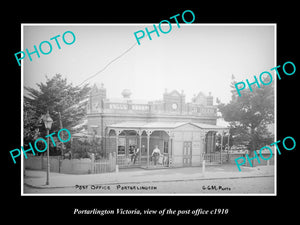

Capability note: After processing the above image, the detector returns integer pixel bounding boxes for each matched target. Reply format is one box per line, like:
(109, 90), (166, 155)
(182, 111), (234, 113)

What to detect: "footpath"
(24, 164), (274, 189)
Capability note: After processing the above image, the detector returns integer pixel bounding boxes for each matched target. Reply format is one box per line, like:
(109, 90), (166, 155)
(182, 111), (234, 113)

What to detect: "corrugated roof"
(192, 122), (228, 130)
(107, 121), (187, 129)
(107, 121), (228, 130)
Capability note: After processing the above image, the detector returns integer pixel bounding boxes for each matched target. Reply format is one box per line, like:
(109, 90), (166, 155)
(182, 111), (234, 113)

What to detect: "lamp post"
(43, 111), (53, 185)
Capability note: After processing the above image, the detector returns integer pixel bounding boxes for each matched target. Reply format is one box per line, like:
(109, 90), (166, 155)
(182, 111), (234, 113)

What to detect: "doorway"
(183, 141), (192, 167)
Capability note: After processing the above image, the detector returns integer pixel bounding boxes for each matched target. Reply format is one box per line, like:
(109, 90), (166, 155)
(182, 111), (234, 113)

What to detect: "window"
(117, 137), (126, 155)
(163, 141), (169, 153)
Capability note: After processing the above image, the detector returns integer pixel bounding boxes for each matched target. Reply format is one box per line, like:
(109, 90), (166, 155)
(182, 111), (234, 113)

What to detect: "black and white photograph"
(21, 24), (276, 195)
(3, 4), (299, 222)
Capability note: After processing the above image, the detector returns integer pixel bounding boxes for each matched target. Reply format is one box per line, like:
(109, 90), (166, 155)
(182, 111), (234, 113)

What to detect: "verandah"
(105, 122), (229, 168)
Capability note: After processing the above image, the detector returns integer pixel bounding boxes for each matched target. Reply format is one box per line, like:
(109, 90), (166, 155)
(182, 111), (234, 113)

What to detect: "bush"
(72, 137), (102, 159)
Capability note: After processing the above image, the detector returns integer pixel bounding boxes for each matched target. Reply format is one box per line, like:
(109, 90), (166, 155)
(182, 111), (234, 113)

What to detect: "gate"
(92, 153), (116, 173)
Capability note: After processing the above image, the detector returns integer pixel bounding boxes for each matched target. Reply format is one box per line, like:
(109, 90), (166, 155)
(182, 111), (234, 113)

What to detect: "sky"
(23, 24), (275, 104)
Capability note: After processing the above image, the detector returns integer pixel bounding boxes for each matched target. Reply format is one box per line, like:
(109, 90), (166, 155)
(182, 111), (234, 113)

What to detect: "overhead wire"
(77, 42), (138, 87)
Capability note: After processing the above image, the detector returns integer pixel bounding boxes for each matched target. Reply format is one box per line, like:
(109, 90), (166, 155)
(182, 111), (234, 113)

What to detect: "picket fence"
(25, 153), (116, 174)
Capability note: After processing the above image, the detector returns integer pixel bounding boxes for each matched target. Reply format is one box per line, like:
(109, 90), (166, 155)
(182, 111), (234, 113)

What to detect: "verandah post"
(138, 130), (142, 165)
(115, 130), (119, 173)
(220, 131), (224, 164)
(147, 134), (150, 168)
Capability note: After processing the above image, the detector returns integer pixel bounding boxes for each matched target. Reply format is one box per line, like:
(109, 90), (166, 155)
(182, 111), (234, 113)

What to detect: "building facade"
(86, 83), (229, 168)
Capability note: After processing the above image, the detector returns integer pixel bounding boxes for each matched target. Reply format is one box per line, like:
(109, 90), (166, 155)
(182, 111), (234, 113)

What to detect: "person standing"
(151, 145), (161, 166)
(133, 147), (140, 164)
(131, 146), (136, 163)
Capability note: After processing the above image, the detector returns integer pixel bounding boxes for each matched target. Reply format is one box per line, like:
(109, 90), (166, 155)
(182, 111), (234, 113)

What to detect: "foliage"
(218, 76), (274, 153)
(24, 74), (90, 155)
(72, 137), (102, 159)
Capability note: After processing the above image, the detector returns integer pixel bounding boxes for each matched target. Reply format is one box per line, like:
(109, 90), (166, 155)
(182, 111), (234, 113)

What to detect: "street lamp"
(43, 111), (53, 185)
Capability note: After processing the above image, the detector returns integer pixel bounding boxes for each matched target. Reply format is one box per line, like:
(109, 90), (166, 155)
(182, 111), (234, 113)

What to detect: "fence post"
(202, 160), (206, 176)
(109, 152), (112, 173)
(111, 152), (118, 173)
(41, 154), (44, 170)
(91, 153), (95, 174)
(59, 156), (61, 173)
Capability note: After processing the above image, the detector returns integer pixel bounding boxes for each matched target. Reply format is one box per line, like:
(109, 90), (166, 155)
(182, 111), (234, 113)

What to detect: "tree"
(218, 76), (274, 157)
(24, 74), (90, 155)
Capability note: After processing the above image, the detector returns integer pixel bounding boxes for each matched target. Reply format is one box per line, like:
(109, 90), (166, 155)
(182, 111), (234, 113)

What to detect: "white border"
(21, 23), (277, 196)
(21, 23), (25, 194)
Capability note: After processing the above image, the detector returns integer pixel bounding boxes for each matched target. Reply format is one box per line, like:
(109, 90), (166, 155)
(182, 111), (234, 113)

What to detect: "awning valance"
(106, 121), (229, 135)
